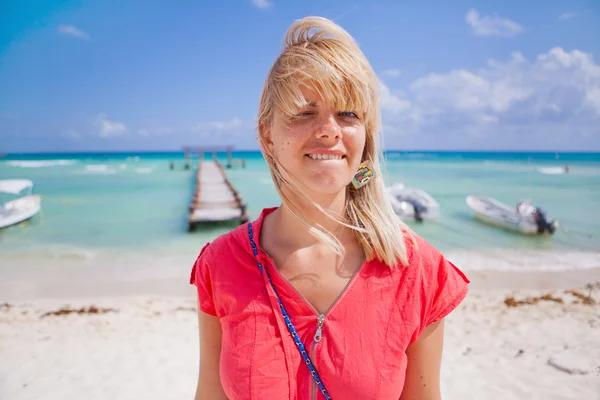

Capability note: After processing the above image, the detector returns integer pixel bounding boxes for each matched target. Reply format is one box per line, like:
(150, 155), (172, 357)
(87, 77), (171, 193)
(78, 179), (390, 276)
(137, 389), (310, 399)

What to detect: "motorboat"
(465, 195), (558, 235)
(537, 165), (569, 175)
(0, 179), (41, 229)
(386, 183), (440, 222)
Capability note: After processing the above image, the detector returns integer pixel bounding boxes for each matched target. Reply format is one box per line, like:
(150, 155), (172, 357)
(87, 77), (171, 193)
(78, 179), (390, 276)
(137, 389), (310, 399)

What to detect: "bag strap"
(247, 223), (332, 400)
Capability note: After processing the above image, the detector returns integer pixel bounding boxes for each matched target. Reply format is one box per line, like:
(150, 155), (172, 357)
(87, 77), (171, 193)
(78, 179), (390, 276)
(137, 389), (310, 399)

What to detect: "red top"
(191, 207), (469, 400)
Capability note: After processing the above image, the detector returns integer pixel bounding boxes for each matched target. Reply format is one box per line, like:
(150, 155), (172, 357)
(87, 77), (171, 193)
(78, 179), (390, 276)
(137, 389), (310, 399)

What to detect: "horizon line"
(3, 149), (600, 156)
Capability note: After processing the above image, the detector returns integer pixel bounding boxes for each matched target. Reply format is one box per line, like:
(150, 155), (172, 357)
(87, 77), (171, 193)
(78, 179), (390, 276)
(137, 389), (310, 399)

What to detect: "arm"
(399, 319), (445, 400)
(194, 304), (228, 400)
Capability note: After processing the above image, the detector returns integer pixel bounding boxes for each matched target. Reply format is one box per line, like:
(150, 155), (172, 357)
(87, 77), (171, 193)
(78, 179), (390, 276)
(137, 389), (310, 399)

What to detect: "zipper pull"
(314, 314), (325, 343)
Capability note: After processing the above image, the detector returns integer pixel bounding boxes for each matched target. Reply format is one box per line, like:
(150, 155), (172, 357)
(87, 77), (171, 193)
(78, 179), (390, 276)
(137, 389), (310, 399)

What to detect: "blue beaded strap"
(248, 223), (332, 400)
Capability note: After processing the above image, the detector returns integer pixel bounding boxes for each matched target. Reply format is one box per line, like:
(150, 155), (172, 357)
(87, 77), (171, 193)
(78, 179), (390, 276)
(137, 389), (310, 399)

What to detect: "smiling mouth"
(305, 154), (346, 160)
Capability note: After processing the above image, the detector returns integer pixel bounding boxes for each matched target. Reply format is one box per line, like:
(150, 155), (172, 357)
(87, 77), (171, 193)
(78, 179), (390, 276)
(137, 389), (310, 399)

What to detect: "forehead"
(281, 79), (362, 111)
(297, 85), (325, 106)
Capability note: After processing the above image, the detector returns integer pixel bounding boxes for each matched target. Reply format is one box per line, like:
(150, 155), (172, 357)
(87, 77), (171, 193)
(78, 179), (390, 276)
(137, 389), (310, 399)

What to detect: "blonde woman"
(191, 16), (469, 400)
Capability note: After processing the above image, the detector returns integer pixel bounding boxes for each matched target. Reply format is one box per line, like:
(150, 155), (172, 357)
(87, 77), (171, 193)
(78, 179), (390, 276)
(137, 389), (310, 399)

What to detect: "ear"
(258, 123), (275, 154)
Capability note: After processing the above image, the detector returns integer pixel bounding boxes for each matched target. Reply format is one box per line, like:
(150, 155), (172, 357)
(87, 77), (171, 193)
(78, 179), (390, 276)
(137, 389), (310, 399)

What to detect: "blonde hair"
(257, 16), (412, 267)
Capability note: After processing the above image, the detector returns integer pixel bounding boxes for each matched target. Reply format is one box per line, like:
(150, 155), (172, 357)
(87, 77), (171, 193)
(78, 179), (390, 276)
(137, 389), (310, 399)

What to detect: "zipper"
(267, 254), (365, 317)
(261, 253), (365, 399)
(311, 314), (325, 400)
(314, 314), (325, 343)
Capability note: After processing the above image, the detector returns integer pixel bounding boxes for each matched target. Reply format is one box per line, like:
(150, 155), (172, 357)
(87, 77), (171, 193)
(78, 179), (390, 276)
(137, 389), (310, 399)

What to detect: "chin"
(300, 174), (349, 198)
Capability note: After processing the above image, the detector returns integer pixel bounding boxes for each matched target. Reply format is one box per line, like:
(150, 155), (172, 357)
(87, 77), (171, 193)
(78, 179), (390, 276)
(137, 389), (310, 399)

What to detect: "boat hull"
(0, 195), (41, 229)
(466, 195), (557, 235)
(387, 183), (440, 221)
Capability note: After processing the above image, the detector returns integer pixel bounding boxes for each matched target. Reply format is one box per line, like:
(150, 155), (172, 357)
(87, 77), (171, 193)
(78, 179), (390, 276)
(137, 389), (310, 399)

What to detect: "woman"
(191, 16), (469, 400)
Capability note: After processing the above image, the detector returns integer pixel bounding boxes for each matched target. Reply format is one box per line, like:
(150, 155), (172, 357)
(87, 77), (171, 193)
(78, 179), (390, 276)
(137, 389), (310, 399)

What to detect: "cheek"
(346, 128), (367, 161)
(272, 140), (300, 172)
(274, 140), (293, 157)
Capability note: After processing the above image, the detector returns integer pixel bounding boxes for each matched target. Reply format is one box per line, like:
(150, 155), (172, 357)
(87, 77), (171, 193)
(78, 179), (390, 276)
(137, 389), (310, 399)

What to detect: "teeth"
(308, 154), (342, 160)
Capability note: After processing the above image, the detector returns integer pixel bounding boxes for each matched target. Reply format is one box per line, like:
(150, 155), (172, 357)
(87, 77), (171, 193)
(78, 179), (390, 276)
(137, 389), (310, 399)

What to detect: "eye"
(291, 110), (316, 121)
(339, 111), (359, 119)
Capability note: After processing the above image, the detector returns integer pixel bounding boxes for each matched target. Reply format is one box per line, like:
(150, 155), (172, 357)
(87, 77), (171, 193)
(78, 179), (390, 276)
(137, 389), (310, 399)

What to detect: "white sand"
(1, 272), (599, 399)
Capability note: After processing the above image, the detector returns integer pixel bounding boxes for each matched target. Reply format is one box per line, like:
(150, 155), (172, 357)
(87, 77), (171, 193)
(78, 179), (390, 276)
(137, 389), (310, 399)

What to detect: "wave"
(5, 159), (76, 168)
(538, 167), (567, 175)
(83, 164), (117, 175)
(135, 167), (153, 174)
(446, 250), (600, 272)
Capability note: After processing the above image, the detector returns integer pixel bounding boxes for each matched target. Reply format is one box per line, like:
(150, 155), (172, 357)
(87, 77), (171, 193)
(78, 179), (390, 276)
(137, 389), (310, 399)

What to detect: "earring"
(352, 160), (375, 189)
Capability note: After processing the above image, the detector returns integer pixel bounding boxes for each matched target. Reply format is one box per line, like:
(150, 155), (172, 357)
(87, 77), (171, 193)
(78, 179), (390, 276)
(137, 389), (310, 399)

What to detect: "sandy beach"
(1, 264), (599, 400)
(3, 0), (600, 397)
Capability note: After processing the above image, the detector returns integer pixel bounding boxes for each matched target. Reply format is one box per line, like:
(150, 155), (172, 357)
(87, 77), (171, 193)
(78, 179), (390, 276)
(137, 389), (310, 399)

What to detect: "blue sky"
(1, 0), (599, 153)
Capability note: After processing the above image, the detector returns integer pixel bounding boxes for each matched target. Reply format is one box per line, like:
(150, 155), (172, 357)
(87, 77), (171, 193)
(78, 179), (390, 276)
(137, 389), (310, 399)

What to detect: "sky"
(1, 0), (599, 153)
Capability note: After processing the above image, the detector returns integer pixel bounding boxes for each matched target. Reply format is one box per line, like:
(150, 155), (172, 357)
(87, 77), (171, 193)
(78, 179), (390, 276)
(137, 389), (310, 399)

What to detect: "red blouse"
(191, 207), (469, 399)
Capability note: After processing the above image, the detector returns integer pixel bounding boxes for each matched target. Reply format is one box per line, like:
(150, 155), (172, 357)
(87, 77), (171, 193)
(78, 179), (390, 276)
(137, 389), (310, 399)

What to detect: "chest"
(266, 245), (365, 315)
(216, 259), (423, 400)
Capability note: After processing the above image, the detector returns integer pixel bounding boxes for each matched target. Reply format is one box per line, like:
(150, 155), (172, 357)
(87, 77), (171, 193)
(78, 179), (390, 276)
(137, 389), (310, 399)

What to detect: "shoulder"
(402, 232), (466, 280)
(202, 223), (249, 259)
(189, 222), (252, 283)
(189, 221), (267, 317)
(400, 231), (470, 323)
(196, 207), (275, 263)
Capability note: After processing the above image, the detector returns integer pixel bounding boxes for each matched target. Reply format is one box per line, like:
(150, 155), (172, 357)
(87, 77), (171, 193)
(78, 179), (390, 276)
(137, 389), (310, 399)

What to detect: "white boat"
(0, 179), (41, 229)
(386, 183), (440, 222)
(537, 166), (569, 175)
(466, 195), (558, 235)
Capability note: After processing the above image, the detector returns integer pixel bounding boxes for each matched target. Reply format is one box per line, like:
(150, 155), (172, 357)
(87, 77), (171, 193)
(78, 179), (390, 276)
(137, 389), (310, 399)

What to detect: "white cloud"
(380, 83), (411, 114)
(558, 12), (578, 21)
(586, 88), (600, 112)
(381, 68), (402, 78)
(381, 47), (600, 149)
(125, 120), (250, 143)
(57, 25), (90, 40)
(251, 0), (272, 9)
(135, 126), (173, 137)
(465, 9), (523, 37)
(410, 65), (532, 114)
(95, 114), (127, 137)
(194, 117), (251, 134)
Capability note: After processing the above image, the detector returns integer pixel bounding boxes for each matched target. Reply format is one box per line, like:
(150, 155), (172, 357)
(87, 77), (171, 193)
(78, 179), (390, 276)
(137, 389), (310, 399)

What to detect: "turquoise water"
(1, 151), (599, 260)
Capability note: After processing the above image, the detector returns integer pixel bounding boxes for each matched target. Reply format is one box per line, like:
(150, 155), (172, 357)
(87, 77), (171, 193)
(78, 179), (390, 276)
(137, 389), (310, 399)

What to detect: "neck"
(271, 188), (351, 248)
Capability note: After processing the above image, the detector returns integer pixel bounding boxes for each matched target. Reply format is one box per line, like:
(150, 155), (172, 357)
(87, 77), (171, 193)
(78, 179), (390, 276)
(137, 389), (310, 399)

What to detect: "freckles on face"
(273, 139), (292, 157)
(269, 117), (304, 157)
(265, 90), (368, 195)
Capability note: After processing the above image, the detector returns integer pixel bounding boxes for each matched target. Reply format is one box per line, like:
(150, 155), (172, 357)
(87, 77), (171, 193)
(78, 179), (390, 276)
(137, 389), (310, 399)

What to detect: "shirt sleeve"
(416, 236), (470, 330)
(189, 242), (217, 316)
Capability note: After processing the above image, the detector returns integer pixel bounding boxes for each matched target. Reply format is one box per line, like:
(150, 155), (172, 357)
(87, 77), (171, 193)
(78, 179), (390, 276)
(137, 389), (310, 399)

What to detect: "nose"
(314, 112), (342, 140)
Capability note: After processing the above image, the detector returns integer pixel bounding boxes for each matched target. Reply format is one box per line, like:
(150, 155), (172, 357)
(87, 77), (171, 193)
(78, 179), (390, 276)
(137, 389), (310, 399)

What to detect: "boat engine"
(407, 199), (426, 223)
(534, 208), (556, 234)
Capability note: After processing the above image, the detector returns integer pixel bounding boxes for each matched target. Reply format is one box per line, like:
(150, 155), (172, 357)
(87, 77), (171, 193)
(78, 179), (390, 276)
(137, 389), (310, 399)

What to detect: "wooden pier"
(188, 160), (248, 231)
(176, 145), (246, 170)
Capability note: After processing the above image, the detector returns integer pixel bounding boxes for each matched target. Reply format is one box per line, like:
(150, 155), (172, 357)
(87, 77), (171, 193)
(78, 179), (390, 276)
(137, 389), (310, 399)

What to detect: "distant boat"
(466, 195), (558, 235)
(537, 166), (569, 175)
(0, 179), (41, 229)
(386, 183), (440, 222)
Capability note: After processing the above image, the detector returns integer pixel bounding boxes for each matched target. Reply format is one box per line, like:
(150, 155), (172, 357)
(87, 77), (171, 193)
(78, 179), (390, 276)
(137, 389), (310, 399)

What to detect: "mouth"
(304, 153), (346, 161)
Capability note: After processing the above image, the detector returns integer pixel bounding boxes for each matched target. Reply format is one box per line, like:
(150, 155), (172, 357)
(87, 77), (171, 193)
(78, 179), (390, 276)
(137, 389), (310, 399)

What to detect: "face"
(263, 85), (367, 198)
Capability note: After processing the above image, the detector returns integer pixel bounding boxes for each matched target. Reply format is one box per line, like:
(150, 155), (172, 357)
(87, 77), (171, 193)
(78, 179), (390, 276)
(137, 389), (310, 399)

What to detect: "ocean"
(1, 151), (599, 276)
